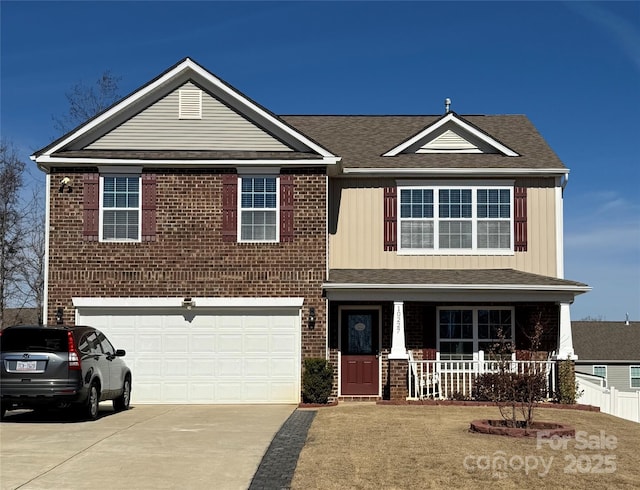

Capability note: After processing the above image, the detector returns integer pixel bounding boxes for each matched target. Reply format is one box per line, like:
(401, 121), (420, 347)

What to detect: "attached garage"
(73, 298), (303, 404)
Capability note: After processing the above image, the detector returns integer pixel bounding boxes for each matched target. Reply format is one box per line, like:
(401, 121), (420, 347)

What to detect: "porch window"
(631, 366), (640, 389)
(101, 175), (140, 241)
(437, 307), (514, 360)
(239, 176), (278, 242)
(398, 184), (512, 253)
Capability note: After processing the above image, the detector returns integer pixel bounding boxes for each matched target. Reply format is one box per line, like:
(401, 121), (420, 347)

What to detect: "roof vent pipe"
(445, 98), (451, 113)
(625, 312), (629, 326)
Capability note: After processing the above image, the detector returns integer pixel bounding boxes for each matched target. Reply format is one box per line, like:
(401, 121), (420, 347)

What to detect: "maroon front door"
(340, 309), (379, 395)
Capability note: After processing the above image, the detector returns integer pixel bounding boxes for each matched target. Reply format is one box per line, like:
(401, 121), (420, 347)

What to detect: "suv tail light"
(67, 331), (81, 370)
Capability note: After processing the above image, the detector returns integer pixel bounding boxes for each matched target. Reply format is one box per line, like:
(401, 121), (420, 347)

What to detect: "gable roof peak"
(382, 110), (520, 157)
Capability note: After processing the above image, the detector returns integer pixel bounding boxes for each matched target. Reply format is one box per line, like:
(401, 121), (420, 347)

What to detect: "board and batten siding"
(87, 82), (291, 151)
(576, 364), (639, 392)
(328, 177), (558, 276)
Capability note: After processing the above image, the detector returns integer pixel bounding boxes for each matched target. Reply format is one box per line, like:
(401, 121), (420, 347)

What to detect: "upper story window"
(101, 175), (141, 241)
(398, 184), (512, 254)
(239, 176), (279, 242)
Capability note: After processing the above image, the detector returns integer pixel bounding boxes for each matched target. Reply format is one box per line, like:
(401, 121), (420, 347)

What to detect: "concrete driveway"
(0, 403), (296, 490)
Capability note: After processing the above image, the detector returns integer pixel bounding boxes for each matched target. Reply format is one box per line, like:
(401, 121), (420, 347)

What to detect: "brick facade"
(46, 166), (328, 360)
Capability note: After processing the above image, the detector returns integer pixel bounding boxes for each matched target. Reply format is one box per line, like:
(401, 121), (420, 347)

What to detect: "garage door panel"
(218, 358), (243, 377)
(138, 335), (162, 352)
(245, 334), (269, 353)
(190, 359), (215, 376)
(270, 333), (296, 353)
(76, 307), (301, 403)
(164, 383), (189, 402)
(165, 335), (189, 353)
(271, 358), (297, 377)
(218, 334), (243, 352)
(190, 335), (216, 353)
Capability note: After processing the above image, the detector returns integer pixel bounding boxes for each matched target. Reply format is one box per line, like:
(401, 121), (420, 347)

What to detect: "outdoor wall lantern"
(182, 297), (196, 310)
(308, 307), (316, 330)
(59, 177), (72, 193)
(55, 307), (64, 325)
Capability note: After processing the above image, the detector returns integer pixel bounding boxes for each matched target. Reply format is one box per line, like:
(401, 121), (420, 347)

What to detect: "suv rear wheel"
(79, 382), (100, 421)
(113, 377), (131, 412)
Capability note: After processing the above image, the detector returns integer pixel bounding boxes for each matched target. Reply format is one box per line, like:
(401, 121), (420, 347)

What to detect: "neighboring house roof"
(281, 114), (566, 174)
(572, 321), (640, 362)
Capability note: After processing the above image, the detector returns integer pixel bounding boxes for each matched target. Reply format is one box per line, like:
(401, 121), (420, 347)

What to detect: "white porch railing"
(408, 353), (557, 401)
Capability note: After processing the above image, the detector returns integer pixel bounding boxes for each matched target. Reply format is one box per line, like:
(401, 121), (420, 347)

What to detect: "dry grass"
(291, 404), (640, 489)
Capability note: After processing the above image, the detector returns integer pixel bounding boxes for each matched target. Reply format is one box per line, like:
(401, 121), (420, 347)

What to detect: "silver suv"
(1, 325), (132, 420)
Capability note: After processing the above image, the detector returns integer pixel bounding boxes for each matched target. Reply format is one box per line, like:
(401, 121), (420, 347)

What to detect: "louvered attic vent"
(417, 129), (481, 153)
(179, 89), (202, 119)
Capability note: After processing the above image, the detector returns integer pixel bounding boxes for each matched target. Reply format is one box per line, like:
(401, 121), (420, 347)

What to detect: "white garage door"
(75, 304), (301, 404)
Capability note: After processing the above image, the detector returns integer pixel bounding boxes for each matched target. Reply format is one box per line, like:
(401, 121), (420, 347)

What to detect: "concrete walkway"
(0, 404), (297, 490)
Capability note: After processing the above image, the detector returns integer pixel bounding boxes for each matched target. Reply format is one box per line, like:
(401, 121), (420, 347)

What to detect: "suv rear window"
(0, 329), (68, 353)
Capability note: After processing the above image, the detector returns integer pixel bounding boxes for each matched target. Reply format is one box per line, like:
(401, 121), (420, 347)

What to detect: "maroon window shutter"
(222, 174), (238, 242)
(141, 174), (157, 242)
(514, 186), (527, 251)
(384, 187), (398, 251)
(280, 174), (294, 243)
(83, 173), (99, 241)
(384, 186), (397, 251)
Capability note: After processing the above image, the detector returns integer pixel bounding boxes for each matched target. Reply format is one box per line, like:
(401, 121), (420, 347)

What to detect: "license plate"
(16, 360), (38, 371)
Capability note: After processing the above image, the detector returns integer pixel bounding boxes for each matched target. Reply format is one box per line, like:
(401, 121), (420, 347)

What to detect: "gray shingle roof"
(326, 268), (587, 288)
(282, 114), (566, 170)
(572, 321), (640, 362)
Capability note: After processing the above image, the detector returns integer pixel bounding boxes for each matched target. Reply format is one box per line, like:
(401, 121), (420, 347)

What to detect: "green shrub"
(556, 360), (581, 404)
(302, 358), (334, 404)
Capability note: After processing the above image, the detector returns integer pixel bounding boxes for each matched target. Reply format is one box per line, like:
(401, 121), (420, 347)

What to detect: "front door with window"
(340, 309), (380, 396)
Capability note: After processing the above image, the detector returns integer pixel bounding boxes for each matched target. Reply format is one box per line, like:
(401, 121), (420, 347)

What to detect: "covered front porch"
(323, 269), (590, 401)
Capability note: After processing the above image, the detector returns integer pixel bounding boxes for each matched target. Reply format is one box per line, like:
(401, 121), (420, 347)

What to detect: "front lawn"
(291, 404), (640, 489)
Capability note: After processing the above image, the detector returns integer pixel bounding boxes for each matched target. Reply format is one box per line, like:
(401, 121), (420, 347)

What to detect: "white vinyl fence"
(576, 373), (640, 423)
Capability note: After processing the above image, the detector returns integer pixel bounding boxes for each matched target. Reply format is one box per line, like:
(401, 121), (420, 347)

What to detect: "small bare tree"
(473, 312), (548, 428)
(52, 70), (122, 134)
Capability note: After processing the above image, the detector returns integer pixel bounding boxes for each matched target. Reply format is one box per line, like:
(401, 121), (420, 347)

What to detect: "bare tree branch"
(0, 141), (26, 327)
(52, 70), (122, 135)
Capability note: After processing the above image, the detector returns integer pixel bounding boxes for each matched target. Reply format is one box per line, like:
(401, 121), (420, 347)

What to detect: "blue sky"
(2, 1), (639, 320)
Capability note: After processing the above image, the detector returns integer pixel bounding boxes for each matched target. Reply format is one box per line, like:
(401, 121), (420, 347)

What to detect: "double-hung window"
(438, 307), (514, 360)
(240, 176), (278, 242)
(101, 175), (141, 241)
(631, 366), (640, 389)
(593, 365), (607, 380)
(399, 183), (512, 253)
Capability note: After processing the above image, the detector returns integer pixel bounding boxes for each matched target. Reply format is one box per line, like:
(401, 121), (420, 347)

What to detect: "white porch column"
(555, 301), (577, 360)
(389, 301), (408, 360)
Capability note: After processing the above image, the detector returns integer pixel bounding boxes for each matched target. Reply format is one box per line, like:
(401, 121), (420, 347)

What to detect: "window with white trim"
(239, 176), (278, 242)
(101, 175), (140, 241)
(631, 366), (640, 389)
(593, 365), (607, 380)
(437, 307), (514, 360)
(399, 185), (512, 253)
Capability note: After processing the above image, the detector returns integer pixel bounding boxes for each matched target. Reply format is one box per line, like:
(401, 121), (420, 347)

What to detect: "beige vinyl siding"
(577, 364), (639, 392)
(88, 82), (291, 151)
(328, 178), (558, 276)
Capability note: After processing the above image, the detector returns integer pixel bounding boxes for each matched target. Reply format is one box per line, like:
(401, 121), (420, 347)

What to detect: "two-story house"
(32, 58), (589, 404)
